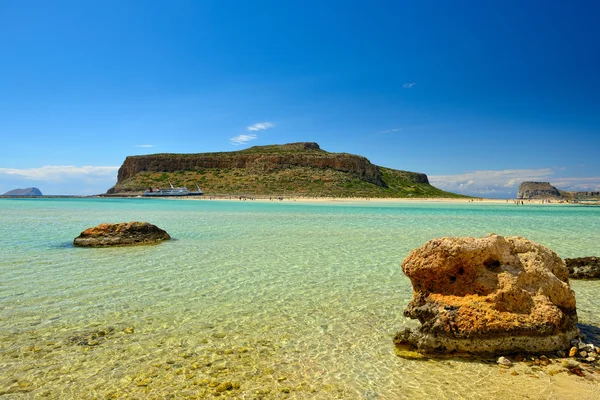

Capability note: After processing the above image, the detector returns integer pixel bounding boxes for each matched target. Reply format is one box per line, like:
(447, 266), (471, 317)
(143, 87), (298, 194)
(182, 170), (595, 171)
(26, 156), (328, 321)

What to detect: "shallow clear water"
(1, 198), (599, 399)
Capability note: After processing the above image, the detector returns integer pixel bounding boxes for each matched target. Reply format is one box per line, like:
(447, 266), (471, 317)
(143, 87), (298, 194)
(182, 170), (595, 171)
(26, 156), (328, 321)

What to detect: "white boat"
(143, 183), (204, 197)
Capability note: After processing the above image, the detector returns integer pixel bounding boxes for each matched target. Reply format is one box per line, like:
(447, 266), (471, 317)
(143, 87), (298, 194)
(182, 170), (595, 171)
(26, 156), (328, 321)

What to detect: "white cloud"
(429, 168), (600, 197)
(135, 144), (155, 148)
(0, 165), (120, 182)
(402, 82), (416, 88)
(229, 121), (275, 146)
(247, 122), (275, 132)
(229, 134), (257, 146)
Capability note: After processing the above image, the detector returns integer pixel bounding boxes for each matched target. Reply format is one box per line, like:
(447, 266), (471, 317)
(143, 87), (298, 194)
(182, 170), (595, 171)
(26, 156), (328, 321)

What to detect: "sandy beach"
(174, 195), (586, 205)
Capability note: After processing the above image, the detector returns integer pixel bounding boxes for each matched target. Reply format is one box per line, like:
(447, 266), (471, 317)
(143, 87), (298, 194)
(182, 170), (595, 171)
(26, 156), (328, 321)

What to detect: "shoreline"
(2, 194), (597, 205)
(152, 195), (598, 206)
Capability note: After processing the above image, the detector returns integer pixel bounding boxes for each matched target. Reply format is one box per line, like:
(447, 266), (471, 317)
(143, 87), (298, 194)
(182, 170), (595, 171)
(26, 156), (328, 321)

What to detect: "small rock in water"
(562, 359), (580, 368)
(123, 327), (134, 334)
(214, 381), (234, 393)
(497, 356), (512, 367)
(556, 350), (566, 358)
(134, 377), (152, 387)
(580, 350), (588, 358)
(547, 366), (562, 376)
(569, 366), (585, 377)
(394, 342), (424, 359)
(569, 347), (578, 357)
(585, 357), (597, 363)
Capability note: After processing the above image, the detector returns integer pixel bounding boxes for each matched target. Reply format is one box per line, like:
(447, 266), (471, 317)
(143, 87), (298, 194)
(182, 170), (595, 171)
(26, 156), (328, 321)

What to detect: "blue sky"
(1, 0), (599, 197)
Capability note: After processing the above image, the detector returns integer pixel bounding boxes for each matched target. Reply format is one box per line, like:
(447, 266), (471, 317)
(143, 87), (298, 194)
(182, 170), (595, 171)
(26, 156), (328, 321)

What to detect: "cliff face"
(517, 182), (561, 199)
(116, 151), (386, 186)
(106, 142), (443, 197)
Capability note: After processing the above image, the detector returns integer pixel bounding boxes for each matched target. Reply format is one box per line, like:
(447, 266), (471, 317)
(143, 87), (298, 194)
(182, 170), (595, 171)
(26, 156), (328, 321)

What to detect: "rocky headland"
(395, 234), (579, 356)
(2, 187), (42, 196)
(517, 182), (561, 199)
(106, 142), (464, 198)
(73, 222), (170, 247)
(518, 181), (600, 201)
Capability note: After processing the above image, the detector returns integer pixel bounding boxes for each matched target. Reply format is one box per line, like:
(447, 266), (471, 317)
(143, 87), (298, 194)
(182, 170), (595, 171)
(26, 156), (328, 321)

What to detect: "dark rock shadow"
(578, 323), (600, 346)
(49, 242), (75, 249)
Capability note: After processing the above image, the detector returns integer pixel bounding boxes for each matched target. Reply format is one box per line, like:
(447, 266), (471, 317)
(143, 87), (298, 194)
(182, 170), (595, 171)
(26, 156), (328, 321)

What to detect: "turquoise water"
(1, 198), (600, 399)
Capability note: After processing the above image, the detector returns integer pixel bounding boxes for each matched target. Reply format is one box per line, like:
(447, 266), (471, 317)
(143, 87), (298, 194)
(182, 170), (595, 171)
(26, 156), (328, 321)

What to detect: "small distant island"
(2, 187), (43, 196)
(106, 142), (467, 198)
(517, 181), (600, 201)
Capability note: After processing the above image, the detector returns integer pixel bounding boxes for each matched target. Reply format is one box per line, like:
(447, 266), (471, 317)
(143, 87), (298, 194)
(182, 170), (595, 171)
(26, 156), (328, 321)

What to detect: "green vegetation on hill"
(107, 143), (466, 198)
(237, 142), (324, 154)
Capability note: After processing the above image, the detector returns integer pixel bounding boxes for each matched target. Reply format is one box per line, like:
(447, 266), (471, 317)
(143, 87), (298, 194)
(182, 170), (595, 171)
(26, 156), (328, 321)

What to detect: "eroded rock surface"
(395, 234), (578, 356)
(565, 257), (600, 279)
(73, 222), (170, 247)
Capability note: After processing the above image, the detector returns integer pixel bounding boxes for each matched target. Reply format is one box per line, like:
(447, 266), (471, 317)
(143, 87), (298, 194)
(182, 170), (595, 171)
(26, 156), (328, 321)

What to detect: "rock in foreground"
(565, 257), (600, 279)
(73, 222), (170, 247)
(395, 234), (578, 356)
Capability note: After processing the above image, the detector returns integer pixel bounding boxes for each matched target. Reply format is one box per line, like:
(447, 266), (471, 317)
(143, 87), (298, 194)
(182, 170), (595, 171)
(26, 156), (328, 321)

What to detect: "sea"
(1, 197), (599, 399)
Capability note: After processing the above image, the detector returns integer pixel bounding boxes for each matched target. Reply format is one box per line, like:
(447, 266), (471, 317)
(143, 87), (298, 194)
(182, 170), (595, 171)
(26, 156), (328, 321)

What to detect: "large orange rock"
(73, 222), (170, 247)
(395, 234), (578, 355)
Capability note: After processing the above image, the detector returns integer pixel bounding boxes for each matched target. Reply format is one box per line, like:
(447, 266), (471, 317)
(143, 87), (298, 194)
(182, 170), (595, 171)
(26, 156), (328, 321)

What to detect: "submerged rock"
(73, 222), (170, 247)
(395, 234), (578, 356)
(497, 356), (512, 367)
(564, 257), (600, 279)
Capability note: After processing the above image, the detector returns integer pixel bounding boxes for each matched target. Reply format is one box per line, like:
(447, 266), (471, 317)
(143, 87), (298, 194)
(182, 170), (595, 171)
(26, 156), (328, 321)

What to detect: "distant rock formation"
(517, 181), (600, 201)
(395, 234), (578, 356)
(2, 187), (42, 196)
(565, 257), (600, 279)
(73, 222), (170, 247)
(111, 142), (387, 189)
(104, 142), (456, 198)
(561, 190), (600, 201)
(517, 182), (561, 199)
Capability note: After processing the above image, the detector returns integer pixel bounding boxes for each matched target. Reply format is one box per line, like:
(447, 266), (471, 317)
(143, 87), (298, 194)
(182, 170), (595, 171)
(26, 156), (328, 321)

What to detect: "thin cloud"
(551, 176), (600, 192)
(230, 134), (257, 146)
(135, 144), (155, 148)
(0, 165), (120, 182)
(379, 128), (402, 134)
(402, 82), (416, 88)
(430, 168), (600, 197)
(429, 168), (555, 197)
(247, 122), (275, 132)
